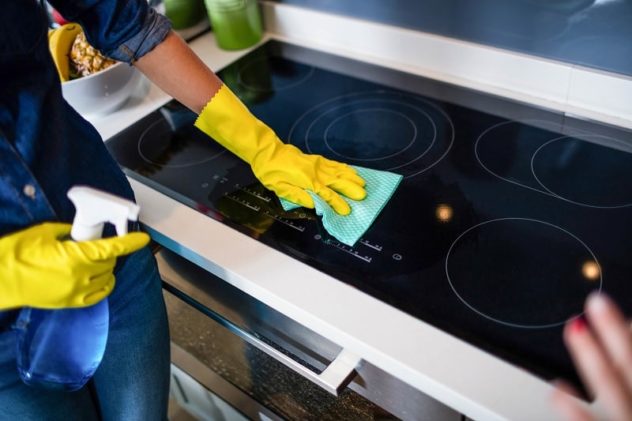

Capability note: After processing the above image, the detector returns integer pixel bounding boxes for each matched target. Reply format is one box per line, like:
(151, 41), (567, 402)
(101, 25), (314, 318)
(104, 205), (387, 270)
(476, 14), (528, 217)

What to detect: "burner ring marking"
(444, 217), (603, 329)
(323, 107), (418, 162)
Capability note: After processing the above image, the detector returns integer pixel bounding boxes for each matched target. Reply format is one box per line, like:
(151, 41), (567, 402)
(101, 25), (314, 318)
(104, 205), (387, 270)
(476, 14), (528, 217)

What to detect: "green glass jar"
(164, 0), (205, 30)
(204, 0), (263, 50)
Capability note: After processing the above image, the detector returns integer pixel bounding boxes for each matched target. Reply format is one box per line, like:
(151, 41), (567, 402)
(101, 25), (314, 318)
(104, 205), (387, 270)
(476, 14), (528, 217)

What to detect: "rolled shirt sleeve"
(47, 0), (171, 63)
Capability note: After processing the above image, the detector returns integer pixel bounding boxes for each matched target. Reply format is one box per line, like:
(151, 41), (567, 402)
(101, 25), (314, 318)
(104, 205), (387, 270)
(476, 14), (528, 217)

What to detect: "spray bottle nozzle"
(67, 186), (140, 242)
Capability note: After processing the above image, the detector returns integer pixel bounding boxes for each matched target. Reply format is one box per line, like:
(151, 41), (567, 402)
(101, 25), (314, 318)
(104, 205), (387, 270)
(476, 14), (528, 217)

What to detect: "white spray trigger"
(67, 186), (140, 241)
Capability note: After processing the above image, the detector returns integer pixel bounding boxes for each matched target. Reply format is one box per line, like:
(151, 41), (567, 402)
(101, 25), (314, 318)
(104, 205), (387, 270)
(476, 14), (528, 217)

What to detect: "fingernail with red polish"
(570, 316), (587, 334)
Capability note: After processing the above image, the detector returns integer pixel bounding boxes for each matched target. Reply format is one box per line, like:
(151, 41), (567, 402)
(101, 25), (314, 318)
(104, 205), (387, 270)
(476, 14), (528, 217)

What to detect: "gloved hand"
(0, 222), (150, 310)
(194, 84), (367, 215)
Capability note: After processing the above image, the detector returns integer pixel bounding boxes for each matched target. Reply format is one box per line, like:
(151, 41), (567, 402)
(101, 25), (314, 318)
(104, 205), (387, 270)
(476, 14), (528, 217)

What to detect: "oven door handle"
(194, 295), (362, 396)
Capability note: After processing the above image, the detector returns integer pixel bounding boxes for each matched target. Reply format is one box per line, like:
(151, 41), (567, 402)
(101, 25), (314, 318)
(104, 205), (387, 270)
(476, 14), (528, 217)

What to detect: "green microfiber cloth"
(280, 166), (403, 247)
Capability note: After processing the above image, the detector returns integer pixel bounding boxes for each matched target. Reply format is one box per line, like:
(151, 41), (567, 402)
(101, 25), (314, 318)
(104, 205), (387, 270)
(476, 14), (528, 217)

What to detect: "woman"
(0, 0), (365, 418)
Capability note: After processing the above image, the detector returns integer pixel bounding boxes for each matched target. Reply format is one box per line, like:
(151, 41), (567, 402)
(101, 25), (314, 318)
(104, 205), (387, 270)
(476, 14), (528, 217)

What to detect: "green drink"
(204, 0), (263, 50)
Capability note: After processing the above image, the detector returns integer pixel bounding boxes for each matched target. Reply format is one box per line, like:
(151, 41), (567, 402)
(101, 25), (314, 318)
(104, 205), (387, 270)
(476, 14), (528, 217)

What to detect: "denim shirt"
(0, 0), (171, 328)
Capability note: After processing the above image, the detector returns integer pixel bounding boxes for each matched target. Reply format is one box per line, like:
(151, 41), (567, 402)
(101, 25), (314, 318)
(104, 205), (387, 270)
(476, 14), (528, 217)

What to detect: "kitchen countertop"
(87, 32), (261, 140)
(89, 5), (623, 419)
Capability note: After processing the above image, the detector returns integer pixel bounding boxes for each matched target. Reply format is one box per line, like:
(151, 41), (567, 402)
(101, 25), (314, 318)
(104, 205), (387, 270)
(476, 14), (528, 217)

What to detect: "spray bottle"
(15, 186), (140, 391)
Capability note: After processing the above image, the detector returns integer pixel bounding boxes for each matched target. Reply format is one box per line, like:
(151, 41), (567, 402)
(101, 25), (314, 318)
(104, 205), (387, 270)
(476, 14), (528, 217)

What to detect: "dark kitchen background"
(271, 0), (632, 77)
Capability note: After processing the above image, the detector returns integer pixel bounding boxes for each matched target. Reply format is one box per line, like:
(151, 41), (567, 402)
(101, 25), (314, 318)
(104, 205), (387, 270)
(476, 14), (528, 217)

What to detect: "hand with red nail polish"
(552, 293), (632, 421)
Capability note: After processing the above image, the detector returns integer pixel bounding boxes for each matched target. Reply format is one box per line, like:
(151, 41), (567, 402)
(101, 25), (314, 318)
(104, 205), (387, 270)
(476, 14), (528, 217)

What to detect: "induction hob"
(106, 40), (632, 391)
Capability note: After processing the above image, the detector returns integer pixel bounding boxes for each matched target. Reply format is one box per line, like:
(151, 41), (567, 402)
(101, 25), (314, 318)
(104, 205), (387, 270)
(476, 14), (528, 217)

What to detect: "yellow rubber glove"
(194, 85), (367, 215)
(0, 222), (150, 310)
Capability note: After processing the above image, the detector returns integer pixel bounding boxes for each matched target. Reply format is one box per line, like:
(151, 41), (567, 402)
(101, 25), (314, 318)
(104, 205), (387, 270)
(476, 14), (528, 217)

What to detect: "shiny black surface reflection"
(106, 40), (632, 392)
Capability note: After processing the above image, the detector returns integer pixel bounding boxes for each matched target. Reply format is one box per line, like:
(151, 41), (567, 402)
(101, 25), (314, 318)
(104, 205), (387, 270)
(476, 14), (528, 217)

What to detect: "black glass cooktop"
(106, 40), (632, 391)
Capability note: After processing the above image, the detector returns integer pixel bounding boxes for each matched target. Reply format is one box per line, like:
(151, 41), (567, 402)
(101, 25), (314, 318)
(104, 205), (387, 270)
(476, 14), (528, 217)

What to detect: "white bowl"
(62, 62), (142, 116)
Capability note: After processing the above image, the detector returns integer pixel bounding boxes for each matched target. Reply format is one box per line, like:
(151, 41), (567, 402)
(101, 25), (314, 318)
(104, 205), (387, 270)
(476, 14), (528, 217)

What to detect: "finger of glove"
(273, 183), (315, 209)
(338, 170), (366, 189)
(318, 163), (366, 190)
(86, 258), (116, 282)
(331, 164), (366, 188)
(63, 269), (113, 308)
(77, 232), (150, 261)
(315, 184), (351, 215)
(65, 260), (114, 303)
(83, 273), (115, 306)
(41, 222), (72, 239)
(328, 177), (367, 201)
(321, 161), (367, 187)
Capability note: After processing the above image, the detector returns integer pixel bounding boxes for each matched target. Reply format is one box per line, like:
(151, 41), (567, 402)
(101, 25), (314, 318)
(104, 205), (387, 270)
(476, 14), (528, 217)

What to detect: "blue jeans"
(0, 247), (170, 420)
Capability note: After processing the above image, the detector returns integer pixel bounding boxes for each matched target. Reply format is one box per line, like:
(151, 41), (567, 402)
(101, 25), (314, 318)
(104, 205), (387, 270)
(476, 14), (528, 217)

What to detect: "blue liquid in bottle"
(14, 185), (137, 391)
(15, 300), (109, 391)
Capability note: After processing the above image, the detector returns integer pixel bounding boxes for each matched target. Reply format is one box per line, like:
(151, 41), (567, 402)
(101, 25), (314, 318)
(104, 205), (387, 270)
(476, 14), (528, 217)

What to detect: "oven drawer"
(157, 248), (460, 421)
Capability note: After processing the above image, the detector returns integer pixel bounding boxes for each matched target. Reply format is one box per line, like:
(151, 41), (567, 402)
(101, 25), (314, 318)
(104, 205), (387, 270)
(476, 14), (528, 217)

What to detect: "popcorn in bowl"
(49, 23), (142, 116)
(69, 32), (117, 79)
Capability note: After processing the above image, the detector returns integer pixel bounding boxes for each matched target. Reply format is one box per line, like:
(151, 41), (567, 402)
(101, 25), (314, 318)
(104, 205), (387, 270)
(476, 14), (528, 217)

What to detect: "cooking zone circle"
(288, 91), (454, 178)
(138, 119), (226, 168)
(530, 135), (632, 209)
(475, 120), (632, 209)
(324, 108), (419, 161)
(445, 218), (602, 329)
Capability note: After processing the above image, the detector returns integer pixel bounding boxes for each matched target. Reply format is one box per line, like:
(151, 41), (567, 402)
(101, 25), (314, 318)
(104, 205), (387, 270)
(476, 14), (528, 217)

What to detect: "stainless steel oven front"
(156, 248), (461, 421)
